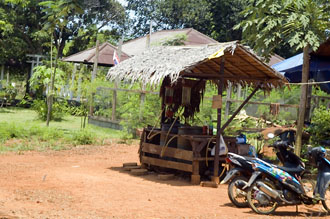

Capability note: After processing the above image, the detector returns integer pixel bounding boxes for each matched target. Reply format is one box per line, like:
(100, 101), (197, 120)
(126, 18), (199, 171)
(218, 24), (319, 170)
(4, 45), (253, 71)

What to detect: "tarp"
(272, 53), (330, 93)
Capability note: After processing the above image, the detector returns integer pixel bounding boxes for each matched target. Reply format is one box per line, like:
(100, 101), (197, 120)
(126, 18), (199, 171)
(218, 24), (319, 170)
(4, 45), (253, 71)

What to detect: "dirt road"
(0, 143), (327, 218)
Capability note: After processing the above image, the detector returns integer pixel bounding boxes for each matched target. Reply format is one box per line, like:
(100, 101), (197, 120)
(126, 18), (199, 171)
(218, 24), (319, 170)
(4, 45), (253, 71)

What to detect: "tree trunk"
(46, 30), (62, 126)
(295, 45), (310, 156)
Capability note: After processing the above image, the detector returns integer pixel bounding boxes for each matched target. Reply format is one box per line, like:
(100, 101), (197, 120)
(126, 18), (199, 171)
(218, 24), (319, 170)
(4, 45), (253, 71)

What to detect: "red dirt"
(0, 142), (327, 218)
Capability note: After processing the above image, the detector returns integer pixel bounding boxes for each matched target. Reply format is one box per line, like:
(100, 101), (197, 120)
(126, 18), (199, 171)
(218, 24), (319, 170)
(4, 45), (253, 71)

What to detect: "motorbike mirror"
(267, 133), (275, 139)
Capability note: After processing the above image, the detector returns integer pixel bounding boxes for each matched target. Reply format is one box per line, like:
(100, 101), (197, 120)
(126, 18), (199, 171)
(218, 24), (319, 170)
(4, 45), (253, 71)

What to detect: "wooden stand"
(139, 129), (244, 184)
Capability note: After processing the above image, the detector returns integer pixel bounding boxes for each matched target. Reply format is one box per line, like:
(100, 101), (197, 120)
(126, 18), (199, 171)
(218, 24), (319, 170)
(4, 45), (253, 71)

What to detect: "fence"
(89, 83), (330, 132)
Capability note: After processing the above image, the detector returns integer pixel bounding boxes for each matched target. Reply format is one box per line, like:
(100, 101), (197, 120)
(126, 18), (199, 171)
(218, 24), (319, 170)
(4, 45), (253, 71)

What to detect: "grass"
(0, 107), (126, 152)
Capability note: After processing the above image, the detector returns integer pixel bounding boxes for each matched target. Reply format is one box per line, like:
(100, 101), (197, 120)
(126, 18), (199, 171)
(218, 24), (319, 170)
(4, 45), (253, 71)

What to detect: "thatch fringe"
(107, 41), (287, 91)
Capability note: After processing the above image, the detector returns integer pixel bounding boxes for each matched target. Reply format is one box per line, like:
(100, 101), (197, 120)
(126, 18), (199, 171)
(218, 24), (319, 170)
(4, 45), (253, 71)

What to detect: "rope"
(205, 136), (216, 167)
(160, 135), (178, 157)
(160, 108), (183, 157)
(147, 108), (165, 140)
(218, 164), (227, 182)
(285, 80), (330, 85)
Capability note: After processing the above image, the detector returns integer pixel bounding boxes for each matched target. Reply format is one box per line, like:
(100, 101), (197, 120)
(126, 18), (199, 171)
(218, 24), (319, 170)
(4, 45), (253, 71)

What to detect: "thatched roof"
(107, 41), (288, 90)
(63, 42), (130, 67)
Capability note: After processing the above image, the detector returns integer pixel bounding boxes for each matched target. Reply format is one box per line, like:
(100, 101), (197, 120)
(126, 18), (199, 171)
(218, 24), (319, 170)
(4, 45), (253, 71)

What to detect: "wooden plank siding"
(141, 156), (193, 173)
(141, 143), (193, 161)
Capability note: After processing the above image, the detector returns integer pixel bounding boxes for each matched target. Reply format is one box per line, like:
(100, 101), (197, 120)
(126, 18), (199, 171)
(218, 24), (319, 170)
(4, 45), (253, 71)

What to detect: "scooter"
(244, 146), (330, 215)
(220, 140), (307, 208)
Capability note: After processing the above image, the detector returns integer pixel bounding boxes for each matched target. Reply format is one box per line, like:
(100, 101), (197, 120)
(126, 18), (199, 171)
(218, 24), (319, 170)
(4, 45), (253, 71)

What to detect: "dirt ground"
(0, 142), (328, 219)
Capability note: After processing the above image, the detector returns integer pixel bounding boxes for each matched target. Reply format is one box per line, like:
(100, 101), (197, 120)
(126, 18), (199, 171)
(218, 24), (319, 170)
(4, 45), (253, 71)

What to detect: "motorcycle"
(220, 140), (309, 208)
(220, 129), (310, 208)
(245, 146), (330, 215)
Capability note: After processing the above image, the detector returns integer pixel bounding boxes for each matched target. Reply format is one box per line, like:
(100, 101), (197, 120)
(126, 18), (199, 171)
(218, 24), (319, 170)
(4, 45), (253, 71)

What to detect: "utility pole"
(89, 38), (99, 116)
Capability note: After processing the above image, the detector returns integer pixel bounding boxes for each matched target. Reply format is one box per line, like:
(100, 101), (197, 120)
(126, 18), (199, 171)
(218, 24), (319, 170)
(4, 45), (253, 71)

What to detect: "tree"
(41, 0), (126, 58)
(0, 0), (48, 64)
(235, 0), (330, 156)
(125, 0), (247, 43)
(40, 0), (84, 126)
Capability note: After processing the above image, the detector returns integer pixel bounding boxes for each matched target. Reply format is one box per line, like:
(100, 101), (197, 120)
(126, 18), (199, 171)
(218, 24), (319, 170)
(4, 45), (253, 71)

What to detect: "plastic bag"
(211, 135), (228, 156)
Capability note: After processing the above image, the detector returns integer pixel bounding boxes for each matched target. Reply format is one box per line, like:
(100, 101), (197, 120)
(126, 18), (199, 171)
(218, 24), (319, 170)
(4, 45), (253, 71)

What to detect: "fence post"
(139, 84), (146, 121)
(112, 82), (117, 121)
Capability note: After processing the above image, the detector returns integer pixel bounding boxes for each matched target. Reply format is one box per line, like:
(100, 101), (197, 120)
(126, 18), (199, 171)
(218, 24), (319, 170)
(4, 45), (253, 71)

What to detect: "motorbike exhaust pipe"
(256, 181), (280, 200)
(235, 180), (248, 190)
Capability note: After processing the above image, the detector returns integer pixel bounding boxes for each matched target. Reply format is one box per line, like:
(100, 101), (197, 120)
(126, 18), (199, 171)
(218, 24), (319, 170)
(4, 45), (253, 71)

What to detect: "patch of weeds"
(117, 133), (134, 144)
(71, 130), (95, 145)
(8, 142), (34, 152)
(40, 128), (64, 141)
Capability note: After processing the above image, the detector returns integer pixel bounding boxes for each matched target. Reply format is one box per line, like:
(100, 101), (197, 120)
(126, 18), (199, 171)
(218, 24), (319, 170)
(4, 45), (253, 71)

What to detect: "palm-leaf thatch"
(107, 41), (287, 90)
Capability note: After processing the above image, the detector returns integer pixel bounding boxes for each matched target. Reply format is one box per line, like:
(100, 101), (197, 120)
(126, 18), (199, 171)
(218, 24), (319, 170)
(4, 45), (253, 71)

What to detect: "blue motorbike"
(245, 146), (330, 215)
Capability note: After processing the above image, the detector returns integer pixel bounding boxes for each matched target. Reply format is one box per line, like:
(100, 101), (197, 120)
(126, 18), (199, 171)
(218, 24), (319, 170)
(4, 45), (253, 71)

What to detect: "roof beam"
(233, 53), (269, 77)
(181, 72), (275, 81)
(234, 49), (271, 78)
(208, 59), (235, 76)
(224, 58), (253, 77)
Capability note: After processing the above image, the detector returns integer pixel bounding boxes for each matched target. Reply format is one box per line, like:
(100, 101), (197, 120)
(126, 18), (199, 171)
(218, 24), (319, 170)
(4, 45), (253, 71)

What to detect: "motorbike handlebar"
(269, 140), (293, 149)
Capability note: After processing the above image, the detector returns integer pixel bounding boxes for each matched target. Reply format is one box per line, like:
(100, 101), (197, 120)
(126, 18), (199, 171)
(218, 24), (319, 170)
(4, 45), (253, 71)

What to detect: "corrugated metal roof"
(62, 42), (130, 67)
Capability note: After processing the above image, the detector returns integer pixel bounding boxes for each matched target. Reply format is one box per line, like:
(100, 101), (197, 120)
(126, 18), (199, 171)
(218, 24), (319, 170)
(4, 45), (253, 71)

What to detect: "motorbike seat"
(277, 165), (304, 176)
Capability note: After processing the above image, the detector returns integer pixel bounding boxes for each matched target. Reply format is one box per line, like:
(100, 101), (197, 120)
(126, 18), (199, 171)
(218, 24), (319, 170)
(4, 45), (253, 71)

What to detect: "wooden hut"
(107, 41), (287, 184)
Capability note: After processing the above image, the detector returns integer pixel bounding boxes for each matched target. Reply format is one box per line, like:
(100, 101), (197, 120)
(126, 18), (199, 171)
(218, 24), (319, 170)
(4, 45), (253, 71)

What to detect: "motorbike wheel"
(228, 176), (249, 208)
(321, 184), (330, 212)
(246, 179), (277, 215)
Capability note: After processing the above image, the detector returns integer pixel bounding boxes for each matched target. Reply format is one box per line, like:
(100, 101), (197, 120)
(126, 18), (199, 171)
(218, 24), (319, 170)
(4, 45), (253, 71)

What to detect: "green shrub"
(32, 99), (66, 121)
(308, 106), (330, 145)
(71, 130), (95, 145)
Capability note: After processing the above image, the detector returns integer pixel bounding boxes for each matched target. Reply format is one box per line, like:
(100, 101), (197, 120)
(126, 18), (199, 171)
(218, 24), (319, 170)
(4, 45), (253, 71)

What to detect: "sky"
(117, 0), (127, 7)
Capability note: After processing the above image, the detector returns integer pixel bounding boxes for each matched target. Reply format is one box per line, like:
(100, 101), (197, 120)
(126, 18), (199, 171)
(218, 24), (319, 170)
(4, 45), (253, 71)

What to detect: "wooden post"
(191, 160), (200, 185)
(112, 82), (117, 121)
(140, 84), (146, 121)
(295, 45), (310, 156)
(225, 82), (232, 119)
(212, 58), (225, 184)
